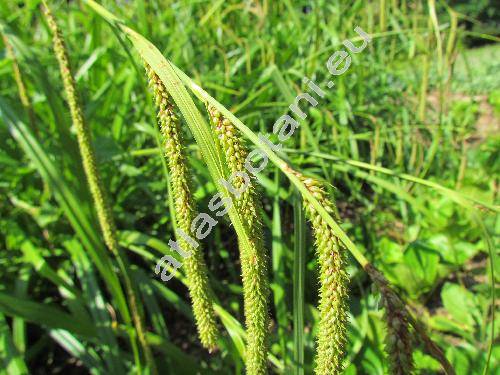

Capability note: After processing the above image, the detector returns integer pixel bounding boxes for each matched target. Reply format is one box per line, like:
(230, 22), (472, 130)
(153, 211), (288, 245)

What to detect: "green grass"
(0, 0), (498, 374)
(453, 44), (500, 93)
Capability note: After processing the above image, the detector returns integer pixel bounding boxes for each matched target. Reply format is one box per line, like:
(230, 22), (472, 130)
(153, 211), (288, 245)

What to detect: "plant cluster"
(0, 1), (497, 374)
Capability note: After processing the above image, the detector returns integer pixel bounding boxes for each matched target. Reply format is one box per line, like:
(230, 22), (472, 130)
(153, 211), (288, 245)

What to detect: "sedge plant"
(70, 2), (459, 374)
(146, 65), (220, 351)
(366, 264), (414, 374)
(290, 171), (349, 374)
(41, 2), (156, 373)
(2, 1), (491, 374)
(207, 105), (270, 375)
(1, 32), (35, 130)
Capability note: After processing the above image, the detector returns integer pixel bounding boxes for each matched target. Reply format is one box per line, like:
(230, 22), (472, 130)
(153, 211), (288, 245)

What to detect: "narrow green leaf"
(0, 100), (130, 323)
(0, 293), (97, 338)
(271, 169), (287, 364)
(293, 192), (306, 375)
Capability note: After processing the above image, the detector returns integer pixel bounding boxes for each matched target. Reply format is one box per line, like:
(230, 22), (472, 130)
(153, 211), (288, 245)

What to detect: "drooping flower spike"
(208, 105), (270, 375)
(291, 170), (349, 375)
(42, 3), (155, 372)
(147, 66), (219, 351)
(365, 264), (414, 375)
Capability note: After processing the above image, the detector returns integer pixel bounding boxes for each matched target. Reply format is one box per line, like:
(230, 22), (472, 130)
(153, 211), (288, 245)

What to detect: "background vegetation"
(0, 0), (498, 374)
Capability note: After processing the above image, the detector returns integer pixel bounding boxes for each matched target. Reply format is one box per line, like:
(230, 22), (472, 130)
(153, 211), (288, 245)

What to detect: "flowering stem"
(147, 66), (219, 351)
(41, 3), (155, 373)
(207, 105), (270, 374)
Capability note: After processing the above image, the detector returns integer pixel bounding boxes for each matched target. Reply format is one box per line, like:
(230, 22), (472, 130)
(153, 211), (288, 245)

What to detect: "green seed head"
(292, 171), (349, 375)
(365, 264), (414, 375)
(208, 105), (270, 374)
(43, 3), (156, 372)
(43, 2), (118, 255)
(147, 66), (219, 351)
(2, 33), (36, 128)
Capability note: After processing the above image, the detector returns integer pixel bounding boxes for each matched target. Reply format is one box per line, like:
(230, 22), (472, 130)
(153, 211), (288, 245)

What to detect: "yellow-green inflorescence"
(43, 4), (116, 254)
(2, 33), (35, 129)
(365, 264), (414, 375)
(292, 171), (349, 375)
(42, 4), (156, 373)
(147, 66), (219, 350)
(208, 105), (270, 375)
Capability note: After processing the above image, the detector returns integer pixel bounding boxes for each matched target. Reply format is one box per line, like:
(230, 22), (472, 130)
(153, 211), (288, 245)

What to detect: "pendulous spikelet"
(291, 171), (349, 375)
(42, 3), (115, 255)
(147, 66), (219, 350)
(365, 264), (414, 374)
(1, 33), (35, 129)
(208, 105), (270, 375)
(42, 3), (156, 373)
(207, 105), (260, 231)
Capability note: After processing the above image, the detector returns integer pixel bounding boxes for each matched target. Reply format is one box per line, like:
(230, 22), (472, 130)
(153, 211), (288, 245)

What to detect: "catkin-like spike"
(291, 171), (349, 375)
(147, 66), (219, 350)
(43, 4), (115, 252)
(208, 105), (269, 375)
(42, 4), (156, 373)
(2, 33), (36, 129)
(365, 264), (414, 375)
(207, 105), (260, 230)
